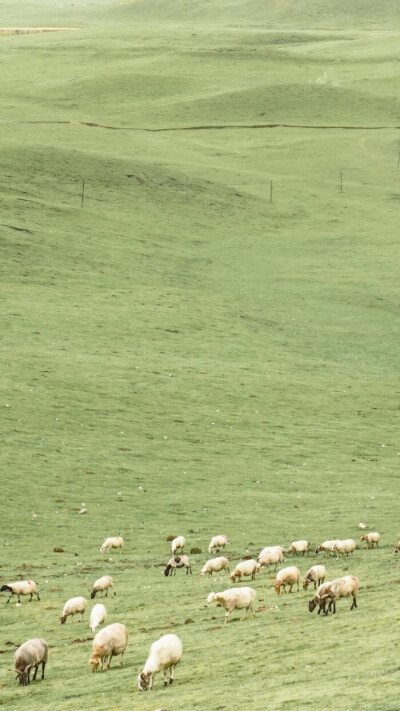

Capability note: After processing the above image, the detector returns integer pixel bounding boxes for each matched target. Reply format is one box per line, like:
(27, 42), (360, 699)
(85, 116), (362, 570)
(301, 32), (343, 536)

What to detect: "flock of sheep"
(2, 528), (392, 691)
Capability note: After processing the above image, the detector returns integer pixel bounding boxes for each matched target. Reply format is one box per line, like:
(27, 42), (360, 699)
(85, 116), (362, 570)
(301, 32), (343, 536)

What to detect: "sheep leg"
(350, 596), (357, 610)
(41, 661), (46, 680)
(32, 664), (39, 681)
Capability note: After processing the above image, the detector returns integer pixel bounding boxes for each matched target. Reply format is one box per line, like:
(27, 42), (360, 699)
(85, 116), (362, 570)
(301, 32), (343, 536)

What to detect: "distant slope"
(113, 0), (400, 29)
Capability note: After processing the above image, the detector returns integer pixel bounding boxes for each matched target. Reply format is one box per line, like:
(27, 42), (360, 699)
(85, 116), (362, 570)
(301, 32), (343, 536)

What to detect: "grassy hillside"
(1, 1), (400, 709)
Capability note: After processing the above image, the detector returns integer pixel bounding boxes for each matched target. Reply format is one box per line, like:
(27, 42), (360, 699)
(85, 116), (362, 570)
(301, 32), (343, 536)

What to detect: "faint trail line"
(4, 120), (399, 131)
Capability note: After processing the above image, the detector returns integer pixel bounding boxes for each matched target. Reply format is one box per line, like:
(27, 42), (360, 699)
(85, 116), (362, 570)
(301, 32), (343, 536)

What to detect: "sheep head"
(138, 670), (150, 691)
(89, 655), (101, 672)
(308, 598), (319, 613)
(15, 664), (32, 686)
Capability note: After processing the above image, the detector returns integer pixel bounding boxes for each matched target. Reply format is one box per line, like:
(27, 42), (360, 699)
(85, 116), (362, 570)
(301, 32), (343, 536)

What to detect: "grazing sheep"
(230, 559), (260, 582)
(171, 536), (185, 555)
(303, 565), (327, 590)
(200, 556), (229, 577)
(332, 539), (356, 558)
(100, 536), (123, 553)
(164, 555), (192, 576)
(207, 587), (256, 623)
(90, 603), (107, 632)
(315, 540), (339, 556)
(0, 580), (40, 603)
(270, 566), (300, 594)
(208, 535), (229, 554)
(284, 540), (310, 556)
(257, 546), (285, 571)
(309, 575), (359, 615)
(14, 638), (49, 686)
(138, 634), (183, 691)
(394, 542), (400, 554)
(360, 532), (380, 549)
(89, 623), (128, 672)
(90, 575), (116, 599)
(60, 596), (87, 624)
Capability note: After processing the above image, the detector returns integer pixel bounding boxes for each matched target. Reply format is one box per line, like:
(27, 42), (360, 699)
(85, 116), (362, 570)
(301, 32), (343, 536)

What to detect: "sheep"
(199, 556), (229, 577)
(89, 623), (128, 672)
(164, 555), (192, 576)
(208, 534), (228, 554)
(90, 575), (116, 599)
(14, 638), (49, 686)
(100, 536), (123, 553)
(207, 586), (256, 623)
(90, 603), (107, 632)
(303, 564), (327, 590)
(284, 540), (310, 556)
(138, 634), (182, 691)
(332, 539), (356, 558)
(171, 536), (185, 555)
(394, 542), (400, 554)
(60, 596), (87, 624)
(315, 540), (339, 556)
(270, 566), (300, 594)
(230, 559), (260, 582)
(309, 575), (359, 615)
(0, 580), (40, 603)
(257, 546), (285, 571)
(360, 532), (380, 549)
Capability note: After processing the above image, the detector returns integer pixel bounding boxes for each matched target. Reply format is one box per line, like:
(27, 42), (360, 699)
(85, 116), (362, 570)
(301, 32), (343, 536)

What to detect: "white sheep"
(207, 586), (256, 623)
(208, 534), (228, 554)
(138, 633), (183, 691)
(89, 603), (107, 632)
(309, 575), (359, 615)
(315, 540), (339, 556)
(100, 536), (124, 553)
(60, 596), (87, 624)
(230, 559), (260, 582)
(164, 555), (192, 576)
(89, 622), (128, 672)
(303, 564), (327, 590)
(285, 540), (310, 556)
(257, 546), (285, 571)
(200, 556), (229, 577)
(360, 532), (380, 549)
(332, 539), (356, 557)
(90, 575), (116, 599)
(171, 536), (185, 555)
(271, 566), (300, 594)
(0, 580), (40, 603)
(14, 638), (49, 686)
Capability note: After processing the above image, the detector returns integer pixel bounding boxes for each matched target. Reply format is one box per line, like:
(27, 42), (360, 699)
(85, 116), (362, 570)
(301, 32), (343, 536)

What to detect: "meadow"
(1, 0), (400, 708)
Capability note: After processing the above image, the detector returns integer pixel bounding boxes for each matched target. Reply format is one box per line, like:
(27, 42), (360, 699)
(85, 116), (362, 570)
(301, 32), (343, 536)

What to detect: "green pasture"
(1, 1), (400, 709)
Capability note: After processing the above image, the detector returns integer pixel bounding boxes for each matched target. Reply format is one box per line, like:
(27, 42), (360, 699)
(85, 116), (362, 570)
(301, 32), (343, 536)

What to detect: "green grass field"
(1, 1), (400, 709)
